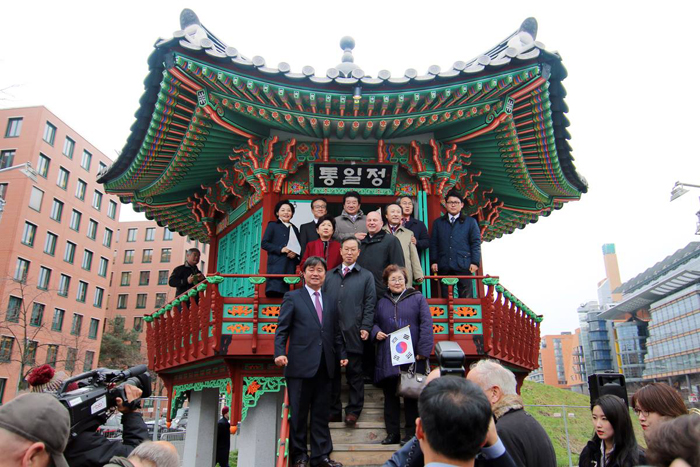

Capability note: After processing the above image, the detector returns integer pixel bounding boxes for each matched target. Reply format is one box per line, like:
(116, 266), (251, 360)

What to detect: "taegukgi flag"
(389, 326), (415, 366)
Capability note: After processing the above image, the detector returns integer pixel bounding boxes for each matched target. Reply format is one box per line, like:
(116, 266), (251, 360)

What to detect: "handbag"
(396, 360), (430, 399)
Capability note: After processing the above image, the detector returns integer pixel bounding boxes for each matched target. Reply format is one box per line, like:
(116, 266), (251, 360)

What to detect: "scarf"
(492, 394), (524, 420)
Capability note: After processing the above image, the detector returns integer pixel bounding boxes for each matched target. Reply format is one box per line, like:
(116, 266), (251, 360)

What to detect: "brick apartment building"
(106, 222), (199, 356)
(0, 107), (121, 402)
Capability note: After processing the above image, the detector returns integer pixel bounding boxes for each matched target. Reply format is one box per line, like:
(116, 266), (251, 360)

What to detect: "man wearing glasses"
(429, 190), (482, 298)
(299, 198), (328, 256)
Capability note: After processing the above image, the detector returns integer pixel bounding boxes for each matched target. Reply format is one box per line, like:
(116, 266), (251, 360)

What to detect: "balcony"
(144, 274), (542, 374)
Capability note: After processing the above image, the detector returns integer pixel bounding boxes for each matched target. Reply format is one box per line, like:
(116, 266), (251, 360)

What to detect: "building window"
(127, 228), (137, 242)
(155, 293), (167, 308)
(98, 161), (107, 173)
(87, 219), (98, 240)
(69, 210), (81, 231)
(136, 294), (147, 309)
(83, 350), (94, 371)
(43, 122), (56, 145)
(133, 317), (143, 332)
(5, 117), (22, 137)
(37, 153), (50, 178)
(0, 336), (14, 362)
(29, 303), (45, 327)
(88, 318), (99, 339)
(76, 281), (88, 303)
(92, 190), (102, 210)
(65, 348), (77, 372)
(103, 228), (113, 248)
(71, 314), (83, 336)
(157, 270), (168, 285)
(160, 248), (172, 263)
(46, 344), (59, 367)
(56, 167), (69, 190)
(0, 150), (15, 169)
(107, 200), (117, 219)
(64, 241), (76, 264)
(37, 267), (51, 290)
(142, 249), (153, 263)
(81, 150), (92, 171)
(57, 275), (70, 297)
(117, 294), (128, 309)
(114, 316), (125, 332)
(75, 179), (86, 200)
(139, 271), (150, 286)
(0, 183), (6, 202)
(21, 222), (37, 247)
(25, 341), (38, 366)
(145, 228), (155, 242)
(52, 309), (65, 331)
(6, 296), (22, 323)
(163, 228), (173, 241)
(120, 272), (131, 286)
(0, 377), (5, 404)
(124, 250), (134, 264)
(28, 186), (44, 212)
(98, 257), (108, 277)
(14, 258), (30, 283)
(50, 199), (63, 222)
(62, 137), (75, 158)
(43, 232), (57, 255)
(93, 287), (104, 308)
(81, 250), (93, 271)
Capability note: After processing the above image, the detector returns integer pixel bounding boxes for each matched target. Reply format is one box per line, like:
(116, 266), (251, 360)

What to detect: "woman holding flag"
(371, 264), (434, 446)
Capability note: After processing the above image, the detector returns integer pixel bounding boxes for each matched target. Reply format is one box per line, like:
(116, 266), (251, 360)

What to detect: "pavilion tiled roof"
(99, 9), (586, 241)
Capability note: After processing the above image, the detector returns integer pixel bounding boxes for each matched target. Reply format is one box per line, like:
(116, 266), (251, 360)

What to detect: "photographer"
(168, 248), (204, 298)
(64, 384), (149, 467)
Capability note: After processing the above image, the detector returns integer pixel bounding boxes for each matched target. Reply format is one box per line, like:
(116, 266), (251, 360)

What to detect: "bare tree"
(0, 277), (94, 391)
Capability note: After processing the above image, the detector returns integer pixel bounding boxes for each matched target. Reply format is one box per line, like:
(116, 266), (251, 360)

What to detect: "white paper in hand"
(389, 326), (415, 366)
(287, 227), (301, 255)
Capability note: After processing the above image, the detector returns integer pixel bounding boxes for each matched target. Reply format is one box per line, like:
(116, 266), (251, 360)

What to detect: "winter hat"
(26, 364), (69, 393)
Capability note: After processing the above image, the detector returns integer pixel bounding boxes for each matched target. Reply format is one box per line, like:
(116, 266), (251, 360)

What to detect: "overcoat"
(429, 213), (482, 271)
(261, 220), (301, 296)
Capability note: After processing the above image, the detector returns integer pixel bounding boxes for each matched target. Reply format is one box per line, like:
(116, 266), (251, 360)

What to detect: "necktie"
(450, 216), (455, 225)
(313, 291), (323, 324)
(343, 266), (350, 276)
(323, 241), (328, 257)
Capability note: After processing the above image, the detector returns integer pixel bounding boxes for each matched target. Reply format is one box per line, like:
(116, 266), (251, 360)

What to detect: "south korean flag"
(389, 326), (415, 366)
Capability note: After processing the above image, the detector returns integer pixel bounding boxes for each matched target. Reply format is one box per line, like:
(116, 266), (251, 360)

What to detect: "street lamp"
(669, 181), (700, 235)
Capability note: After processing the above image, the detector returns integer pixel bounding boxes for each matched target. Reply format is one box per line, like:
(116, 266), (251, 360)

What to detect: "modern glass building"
(578, 301), (617, 377)
(601, 242), (700, 402)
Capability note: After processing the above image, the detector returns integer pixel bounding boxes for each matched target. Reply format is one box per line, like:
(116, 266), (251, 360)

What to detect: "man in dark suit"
(275, 256), (348, 467)
(299, 198), (328, 256)
(216, 407), (230, 467)
(429, 190), (482, 298)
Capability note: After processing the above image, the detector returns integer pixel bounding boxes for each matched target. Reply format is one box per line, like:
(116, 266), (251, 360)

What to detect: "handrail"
(275, 388), (291, 467)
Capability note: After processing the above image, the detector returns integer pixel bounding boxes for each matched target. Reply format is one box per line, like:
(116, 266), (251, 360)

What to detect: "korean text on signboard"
(310, 163), (397, 195)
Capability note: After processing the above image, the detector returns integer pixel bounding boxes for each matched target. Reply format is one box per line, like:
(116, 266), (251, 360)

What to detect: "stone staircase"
(328, 383), (401, 467)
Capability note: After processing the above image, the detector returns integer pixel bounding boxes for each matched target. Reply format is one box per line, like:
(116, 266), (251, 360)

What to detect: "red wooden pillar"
(225, 361), (243, 432)
(207, 233), (219, 275)
(161, 374), (174, 427)
(259, 190), (280, 297)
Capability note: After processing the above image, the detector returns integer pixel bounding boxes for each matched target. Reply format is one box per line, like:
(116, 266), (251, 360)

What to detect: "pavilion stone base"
(183, 388), (219, 466)
(237, 390), (285, 466)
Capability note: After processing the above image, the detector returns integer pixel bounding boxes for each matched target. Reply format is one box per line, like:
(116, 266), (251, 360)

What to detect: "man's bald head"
(128, 441), (180, 467)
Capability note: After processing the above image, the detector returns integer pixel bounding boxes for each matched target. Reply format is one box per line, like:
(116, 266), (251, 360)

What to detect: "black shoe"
(400, 435), (414, 446)
(312, 458), (343, 467)
(329, 413), (342, 423)
(381, 433), (400, 445)
(293, 458), (309, 467)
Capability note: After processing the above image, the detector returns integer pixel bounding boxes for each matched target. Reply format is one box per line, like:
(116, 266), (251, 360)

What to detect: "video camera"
(435, 341), (466, 377)
(55, 364), (151, 436)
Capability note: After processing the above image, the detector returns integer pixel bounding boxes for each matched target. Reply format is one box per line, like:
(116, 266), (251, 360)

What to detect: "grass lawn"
(521, 381), (646, 466)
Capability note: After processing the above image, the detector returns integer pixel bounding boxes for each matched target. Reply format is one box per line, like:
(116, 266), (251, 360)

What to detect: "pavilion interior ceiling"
(99, 9), (587, 242)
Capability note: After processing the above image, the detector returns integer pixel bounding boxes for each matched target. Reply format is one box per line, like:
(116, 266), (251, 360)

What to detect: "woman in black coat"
(261, 200), (300, 298)
(579, 395), (646, 467)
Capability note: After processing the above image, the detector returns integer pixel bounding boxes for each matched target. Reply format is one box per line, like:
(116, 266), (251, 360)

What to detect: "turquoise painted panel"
(432, 322), (449, 334)
(217, 208), (263, 297)
(222, 322), (253, 335)
(454, 322), (483, 335)
(453, 304), (482, 319)
(429, 305), (447, 319)
(223, 304), (253, 318)
(258, 322), (278, 334)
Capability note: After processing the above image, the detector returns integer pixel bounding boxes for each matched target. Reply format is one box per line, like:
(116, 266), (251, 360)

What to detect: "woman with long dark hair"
(578, 395), (646, 467)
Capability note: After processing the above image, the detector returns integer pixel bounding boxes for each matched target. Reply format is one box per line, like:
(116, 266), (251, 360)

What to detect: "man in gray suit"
(275, 257), (348, 467)
(324, 237), (376, 426)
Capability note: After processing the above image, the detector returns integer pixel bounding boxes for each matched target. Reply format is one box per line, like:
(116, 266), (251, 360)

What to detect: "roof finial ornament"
(336, 36), (361, 78)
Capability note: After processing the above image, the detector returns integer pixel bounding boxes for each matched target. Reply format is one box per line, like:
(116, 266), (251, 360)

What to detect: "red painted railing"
(276, 388), (291, 467)
(144, 274), (541, 373)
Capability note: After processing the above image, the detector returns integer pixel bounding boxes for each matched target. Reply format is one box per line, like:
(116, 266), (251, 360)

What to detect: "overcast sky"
(3, 1), (699, 335)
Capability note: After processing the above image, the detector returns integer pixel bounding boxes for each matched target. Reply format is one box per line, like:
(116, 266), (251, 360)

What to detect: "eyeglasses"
(389, 277), (405, 283)
(312, 204), (327, 210)
(633, 408), (650, 418)
(446, 201), (462, 205)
